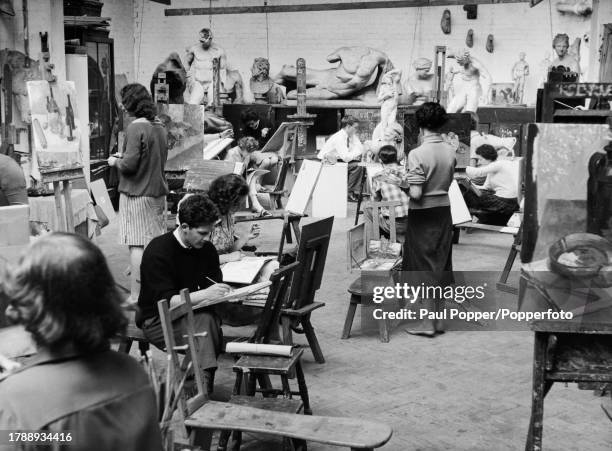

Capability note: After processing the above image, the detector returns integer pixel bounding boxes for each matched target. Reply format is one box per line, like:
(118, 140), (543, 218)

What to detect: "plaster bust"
(249, 57), (285, 104)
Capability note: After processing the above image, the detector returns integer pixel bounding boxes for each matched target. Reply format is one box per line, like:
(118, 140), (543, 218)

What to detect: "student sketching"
(366, 145), (410, 243)
(401, 102), (455, 337)
(317, 115), (368, 202)
(0, 233), (163, 450)
(240, 108), (275, 148)
(137, 194), (232, 394)
(207, 174), (261, 263)
(224, 136), (277, 216)
(459, 144), (520, 226)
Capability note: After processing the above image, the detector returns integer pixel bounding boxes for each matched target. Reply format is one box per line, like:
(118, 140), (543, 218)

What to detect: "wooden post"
(287, 58), (316, 162)
(432, 46), (447, 106)
(212, 57), (221, 114)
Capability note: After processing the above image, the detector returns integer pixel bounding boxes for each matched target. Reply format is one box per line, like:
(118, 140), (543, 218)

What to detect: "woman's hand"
(107, 156), (119, 167)
(201, 283), (232, 300)
(226, 250), (244, 262)
(0, 354), (22, 373)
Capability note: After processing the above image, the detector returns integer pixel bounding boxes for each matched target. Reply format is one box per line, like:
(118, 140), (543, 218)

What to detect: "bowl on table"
(549, 233), (612, 285)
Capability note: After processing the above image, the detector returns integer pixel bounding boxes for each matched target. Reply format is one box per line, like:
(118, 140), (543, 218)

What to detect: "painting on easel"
(27, 80), (82, 170)
(158, 103), (205, 168)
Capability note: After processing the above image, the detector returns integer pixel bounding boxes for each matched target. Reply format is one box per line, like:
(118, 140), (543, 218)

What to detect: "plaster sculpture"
(0, 49), (41, 123)
(466, 29), (474, 48)
(486, 35), (494, 53)
(274, 46), (394, 102)
(549, 33), (580, 77)
(249, 57), (285, 104)
(511, 53), (529, 104)
(446, 50), (491, 114)
(400, 58), (434, 106)
(184, 28), (243, 105)
(441, 9), (451, 34)
(377, 68), (402, 132)
(556, 0), (592, 16)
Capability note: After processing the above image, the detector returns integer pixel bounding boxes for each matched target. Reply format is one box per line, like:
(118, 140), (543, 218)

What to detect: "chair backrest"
(287, 217), (334, 311)
(362, 200), (401, 243)
(251, 261), (300, 343)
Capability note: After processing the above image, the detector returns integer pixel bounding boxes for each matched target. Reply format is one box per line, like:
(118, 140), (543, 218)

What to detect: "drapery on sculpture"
(274, 46), (394, 102)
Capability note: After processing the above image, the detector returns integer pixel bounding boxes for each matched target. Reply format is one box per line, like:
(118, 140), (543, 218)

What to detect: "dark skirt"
(402, 206), (453, 285)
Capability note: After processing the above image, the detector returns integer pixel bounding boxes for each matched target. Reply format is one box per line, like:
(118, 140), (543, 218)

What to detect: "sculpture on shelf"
(446, 50), (491, 114)
(556, 0), (592, 16)
(0, 49), (41, 123)
(548, 33), (580, 80)
(249, 57), (285, 104)
(401, 58), (434, 106)
(441, 9), (451, 34)
(466, 29), (474, 48)
(150, 53), (187, 104)
(511, 52), (529, 104)
(486, 34), (494, 53)
(377, 68), (402, 132)
(183, 28), (243, 105)
(274, 46), (394, 102)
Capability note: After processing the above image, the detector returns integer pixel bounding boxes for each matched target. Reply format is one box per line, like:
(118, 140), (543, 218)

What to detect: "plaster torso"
(188, 44), (226, 85)
(406, 74), (434, 104)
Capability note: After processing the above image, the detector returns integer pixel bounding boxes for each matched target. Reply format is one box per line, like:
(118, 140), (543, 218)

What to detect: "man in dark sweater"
(137, 194), (231, 392)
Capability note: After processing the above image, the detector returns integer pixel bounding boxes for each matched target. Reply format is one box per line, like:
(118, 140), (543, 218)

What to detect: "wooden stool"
(343, 276), (392, 343)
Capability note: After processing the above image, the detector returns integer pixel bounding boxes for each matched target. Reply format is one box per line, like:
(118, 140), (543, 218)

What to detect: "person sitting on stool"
(364, 145), (409, 243)
(459, 144), (520, 226)
(317, 115), (367, 202)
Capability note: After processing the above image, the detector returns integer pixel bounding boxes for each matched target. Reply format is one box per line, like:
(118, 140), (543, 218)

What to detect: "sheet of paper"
(221, 256), (274, 284)
(225, 342), (293, 357)
(449, 179), (472, 225)
(193, 281), (272, 310)
(202, 137), (233, 160)
(312, 162), (347, 218)
(285, 159), (322, 215)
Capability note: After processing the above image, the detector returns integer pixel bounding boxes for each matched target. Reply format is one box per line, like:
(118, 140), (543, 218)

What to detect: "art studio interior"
(2, 0), (612, 450)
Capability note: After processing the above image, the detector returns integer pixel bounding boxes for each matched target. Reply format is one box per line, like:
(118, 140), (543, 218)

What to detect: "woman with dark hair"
(207, 173), (261, 263)
(0, 233), (162, 450)
(108, 83), (169, 304)
(460, 144), (520, 226)
(402, 102), (455, 336)
(240, 108), (275, 148)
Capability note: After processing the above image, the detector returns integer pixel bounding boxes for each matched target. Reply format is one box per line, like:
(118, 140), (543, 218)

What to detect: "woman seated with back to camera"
(459, 143), (520, 226)
(0, 233), (162, 451)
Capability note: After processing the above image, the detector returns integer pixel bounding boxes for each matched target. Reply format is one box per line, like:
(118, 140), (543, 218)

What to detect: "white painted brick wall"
(101, 0), (135, 81)
(120, 0), (594, 105)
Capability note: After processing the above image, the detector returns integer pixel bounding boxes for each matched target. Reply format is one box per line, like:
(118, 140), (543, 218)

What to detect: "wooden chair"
(158, 285), (393, 451)
(278, 217), (333, 364)
(252, 155), (292, 212)
(343, 201), (402, 343)
(116, 311), (150, 358)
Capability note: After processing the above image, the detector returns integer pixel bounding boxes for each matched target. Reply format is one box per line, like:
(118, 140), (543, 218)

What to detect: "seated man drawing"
(239, 109), (276, 149)
(366, 145), (410, 243)
(317, 115), (367, 202)
(137, 194), (232, 394)
(458, 144), (520, 226)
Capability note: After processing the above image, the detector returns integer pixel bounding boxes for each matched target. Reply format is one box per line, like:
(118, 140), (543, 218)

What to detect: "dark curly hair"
(341, 115), (359, 128)
(378, 145), (398, 164)
(475, 144), (498, 162)
(120, 83), (156, 121)
(415, 102), (448, 132)
(208, 174), (249, 216)
(3, 233), (127, 353)
(177, 194), (220, 227)
(240, 109), (260, 124)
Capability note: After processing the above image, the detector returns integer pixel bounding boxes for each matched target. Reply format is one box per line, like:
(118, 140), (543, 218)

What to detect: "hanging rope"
(407, 7), (421, 67)
(136, 0), (145, 79)
(547, 0), (554, 44)
(209, 0), (213, 28)
(264, 1), (270, 59)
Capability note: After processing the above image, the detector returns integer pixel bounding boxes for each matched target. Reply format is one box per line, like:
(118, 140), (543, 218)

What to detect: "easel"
(39, 166), (84, 233)
(432, 46), (447, 106)
(287, 58), (316, 163)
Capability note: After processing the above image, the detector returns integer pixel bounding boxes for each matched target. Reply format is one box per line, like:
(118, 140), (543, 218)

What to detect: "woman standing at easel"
(402, 102), (455, 337)
(108, 84), (169, 304)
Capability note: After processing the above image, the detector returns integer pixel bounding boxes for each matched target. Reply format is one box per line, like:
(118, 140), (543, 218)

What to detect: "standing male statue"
(446, 50), (491, 114)
(184, 28), (243, 105)
(511, 52), (529, 104)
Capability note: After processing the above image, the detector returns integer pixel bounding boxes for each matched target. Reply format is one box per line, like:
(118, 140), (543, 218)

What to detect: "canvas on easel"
(90, 179), (116, 222)
(285, 159), (322, 215)
(312, 162), (348, 218)
(260, 122), (299, 158)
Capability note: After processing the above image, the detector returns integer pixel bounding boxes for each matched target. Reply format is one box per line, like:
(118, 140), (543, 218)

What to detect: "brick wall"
(118, 0), (594, 105)
(101, 0), (135, 81)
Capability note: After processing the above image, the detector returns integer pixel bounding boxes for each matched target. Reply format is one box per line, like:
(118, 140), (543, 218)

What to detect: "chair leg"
(378, 316), (390, 343)
(302, 316), (325, 364)
(295, 360), (312, 415)
(281, 316), (294, 346)
(525, 332), (550, 451)
(341, 296), (359, 339)
(229, 431), (242, 451)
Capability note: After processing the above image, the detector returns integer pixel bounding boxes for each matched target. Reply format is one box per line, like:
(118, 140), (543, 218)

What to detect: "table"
(521, 263), (612, 451)
(28, 188), (92, 235)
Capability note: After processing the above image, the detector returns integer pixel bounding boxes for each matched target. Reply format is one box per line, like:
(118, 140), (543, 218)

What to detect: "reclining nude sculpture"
(274, 46), (394, 102)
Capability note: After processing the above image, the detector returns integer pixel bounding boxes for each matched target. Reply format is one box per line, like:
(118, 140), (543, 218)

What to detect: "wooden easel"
(40, 166), (84, 233)
(432, 46), (447, 106)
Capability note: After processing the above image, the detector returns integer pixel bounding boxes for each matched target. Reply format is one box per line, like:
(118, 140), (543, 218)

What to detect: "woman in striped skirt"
(108, 83), (168, 303)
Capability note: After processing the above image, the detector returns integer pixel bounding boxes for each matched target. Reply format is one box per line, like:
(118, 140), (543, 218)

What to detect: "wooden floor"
(99, 203), (612, 451)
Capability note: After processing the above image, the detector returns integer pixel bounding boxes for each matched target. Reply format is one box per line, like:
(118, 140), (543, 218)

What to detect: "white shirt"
(466, 159), (519, 199)
(317, 129), (364, 162)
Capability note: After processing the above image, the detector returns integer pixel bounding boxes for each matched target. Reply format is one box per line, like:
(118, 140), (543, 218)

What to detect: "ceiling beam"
(165, 1), (530, 17)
